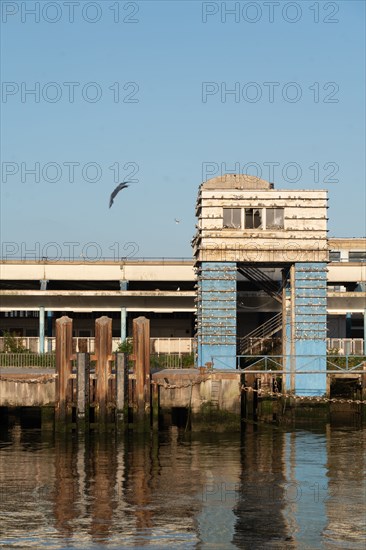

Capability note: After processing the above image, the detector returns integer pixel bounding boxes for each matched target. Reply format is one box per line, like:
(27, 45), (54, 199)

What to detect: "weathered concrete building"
(193, 174), (328, 395)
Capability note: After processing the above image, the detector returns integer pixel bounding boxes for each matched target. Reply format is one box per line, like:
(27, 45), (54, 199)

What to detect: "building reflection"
(282, 429), (329, 548)
(193, 431), (242, 548)
(232, 423), (296, 548)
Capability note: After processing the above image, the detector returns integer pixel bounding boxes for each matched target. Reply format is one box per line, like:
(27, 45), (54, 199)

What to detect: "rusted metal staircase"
(237, 312), (283, 355)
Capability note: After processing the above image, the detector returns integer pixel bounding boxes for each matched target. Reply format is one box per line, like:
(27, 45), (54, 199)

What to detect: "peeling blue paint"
(294, 263), (327, 396)
(197, 262), (237, 369)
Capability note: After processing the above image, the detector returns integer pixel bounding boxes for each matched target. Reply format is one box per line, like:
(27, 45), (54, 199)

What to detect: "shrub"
(2, 331), (27, 353)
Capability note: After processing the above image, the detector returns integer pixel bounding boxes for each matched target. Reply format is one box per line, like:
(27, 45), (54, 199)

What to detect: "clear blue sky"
(1, 0), (365, 259)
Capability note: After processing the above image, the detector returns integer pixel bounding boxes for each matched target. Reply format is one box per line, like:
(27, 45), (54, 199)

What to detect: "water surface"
(0, 422), (365, 549)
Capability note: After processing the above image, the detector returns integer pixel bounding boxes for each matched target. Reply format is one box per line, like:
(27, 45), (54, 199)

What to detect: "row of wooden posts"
(55, 315), (156, 432)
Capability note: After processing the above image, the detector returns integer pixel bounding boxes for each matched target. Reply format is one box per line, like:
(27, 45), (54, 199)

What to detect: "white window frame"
(222, 207), (285, 230)
(223, 208), (242, 229)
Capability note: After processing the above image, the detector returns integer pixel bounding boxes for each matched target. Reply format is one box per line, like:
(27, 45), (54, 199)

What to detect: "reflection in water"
(233, 424), (296, 549)
(0, 423), (365, 549)
(323, 426), (366, 549)
(284, 430), (329, 548)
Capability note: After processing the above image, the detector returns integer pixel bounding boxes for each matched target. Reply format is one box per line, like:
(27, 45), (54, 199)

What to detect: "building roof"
(201, 174), (274, 190)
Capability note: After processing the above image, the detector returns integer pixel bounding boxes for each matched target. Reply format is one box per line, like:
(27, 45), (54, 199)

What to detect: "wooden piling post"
(133, 316), (151, 432)
(94, 316), (113, 428)
(116, 352), (128, 431)
(77, 352), (90, 431)
(55, 316), (73, 431)
(243, 373), (256, 421)
(143, 317), (151, 415)
(361, 363), (366, 421)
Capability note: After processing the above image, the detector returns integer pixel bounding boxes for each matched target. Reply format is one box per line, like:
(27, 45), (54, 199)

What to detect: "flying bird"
(109, 181), (131, 208)
(174, 218), (181, 224)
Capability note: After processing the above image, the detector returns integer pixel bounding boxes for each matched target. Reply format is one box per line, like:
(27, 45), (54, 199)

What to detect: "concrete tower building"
(193, 174), (328, 396)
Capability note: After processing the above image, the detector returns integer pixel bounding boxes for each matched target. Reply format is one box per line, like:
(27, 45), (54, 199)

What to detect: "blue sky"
(1, 0), (365, 259)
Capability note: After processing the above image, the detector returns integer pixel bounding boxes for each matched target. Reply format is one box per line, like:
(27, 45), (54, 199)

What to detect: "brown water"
(0, 422), (365, 549)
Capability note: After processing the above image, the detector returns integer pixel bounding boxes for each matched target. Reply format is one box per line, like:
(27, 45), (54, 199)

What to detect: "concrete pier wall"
(0, 375), (56, 407)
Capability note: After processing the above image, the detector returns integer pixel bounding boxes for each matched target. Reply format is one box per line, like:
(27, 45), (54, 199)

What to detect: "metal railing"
(0, 351), (193, 370)
(238, 313), (283, 355)
(236, 355), (366, 374)
(0, 353), (56, 369)
(1, 350), (364, 373)
(0, 336), (363, 358)
(0, 336), (196, 355)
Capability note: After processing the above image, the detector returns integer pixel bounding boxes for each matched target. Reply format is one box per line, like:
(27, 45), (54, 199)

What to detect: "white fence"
(327, 338), (365, 355)
(0, 336), (363, 355)
(0, 336), (195, 355)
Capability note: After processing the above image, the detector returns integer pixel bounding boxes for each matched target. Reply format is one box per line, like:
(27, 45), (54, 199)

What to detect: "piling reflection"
(49, 429), (205, 547)
(53, 437), (79, 538)
(87, 438), (118, 542)
(0, 422), (365, 548)
(125, 435), (154, 538)
(123, 429), (203, 546)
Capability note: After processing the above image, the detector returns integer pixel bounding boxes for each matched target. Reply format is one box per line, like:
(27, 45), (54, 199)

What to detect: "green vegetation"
(116, 339), (133, 354)
(327, 348), (366, 370)
(0, 331), (55, 367)
(150, 352), (194, 371)
(2, 331), (27, 353)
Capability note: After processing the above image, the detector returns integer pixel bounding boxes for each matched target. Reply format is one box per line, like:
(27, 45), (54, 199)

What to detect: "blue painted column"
(39, 306), (45, 353)
(196, 262), (237, 370)
(120, 280), (128, 341)
(346, 312), (352, 338)
(293, 263), (327, 396)
(47, 311), (53, 352)
(121, 308), (127, 341)
(39, 280), (48, 353)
